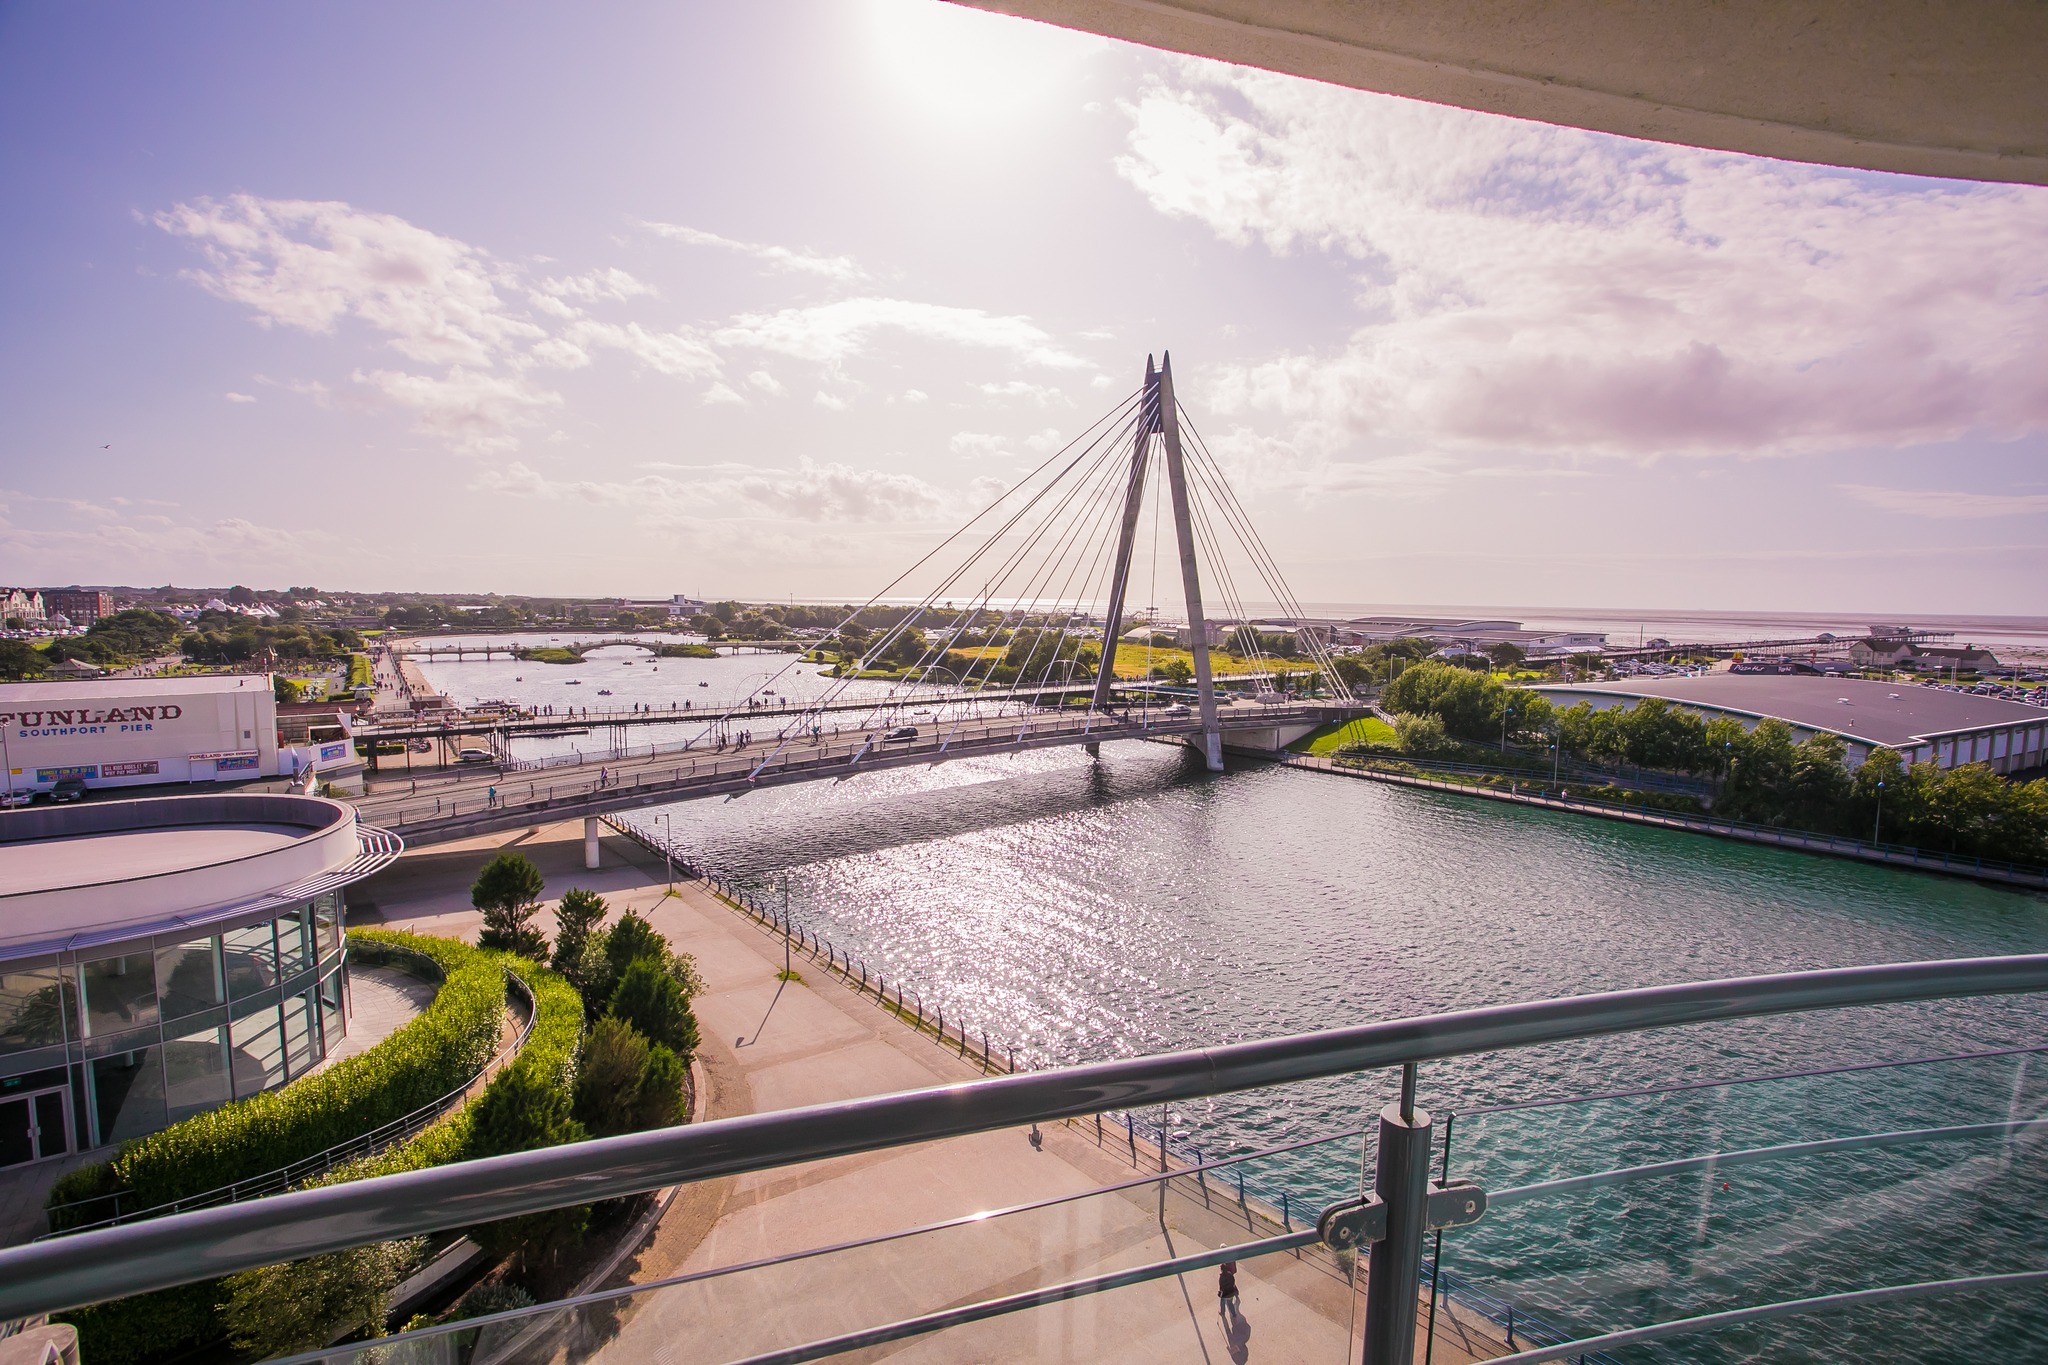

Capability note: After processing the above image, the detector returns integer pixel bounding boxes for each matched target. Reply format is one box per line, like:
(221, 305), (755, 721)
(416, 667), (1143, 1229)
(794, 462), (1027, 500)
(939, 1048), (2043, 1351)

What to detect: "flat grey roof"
(1536, 676), (2047, 748)
(0, 824), (305, 899)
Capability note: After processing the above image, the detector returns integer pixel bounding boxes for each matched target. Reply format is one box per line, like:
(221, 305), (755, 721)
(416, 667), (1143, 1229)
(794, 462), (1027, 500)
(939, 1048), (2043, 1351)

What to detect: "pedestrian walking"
(1217, 1261), (1239, 1319)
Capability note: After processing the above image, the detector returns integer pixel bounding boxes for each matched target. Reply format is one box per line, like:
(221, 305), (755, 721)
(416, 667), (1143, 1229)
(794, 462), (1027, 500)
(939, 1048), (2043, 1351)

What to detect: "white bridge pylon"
(696, 352), (1357, 778)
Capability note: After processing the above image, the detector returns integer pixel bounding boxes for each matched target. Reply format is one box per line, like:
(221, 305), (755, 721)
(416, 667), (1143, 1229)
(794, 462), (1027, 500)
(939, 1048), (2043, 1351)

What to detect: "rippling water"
(421, 652), (2048, 1359)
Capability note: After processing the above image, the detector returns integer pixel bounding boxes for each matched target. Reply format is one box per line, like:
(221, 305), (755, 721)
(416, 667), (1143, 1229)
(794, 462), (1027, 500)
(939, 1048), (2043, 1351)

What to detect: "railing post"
(1362, 1068), (1434, 1365)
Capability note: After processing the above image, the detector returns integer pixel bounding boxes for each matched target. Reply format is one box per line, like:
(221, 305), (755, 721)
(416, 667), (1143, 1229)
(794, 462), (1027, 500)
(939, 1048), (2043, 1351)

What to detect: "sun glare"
(861, 0), (1103, 132)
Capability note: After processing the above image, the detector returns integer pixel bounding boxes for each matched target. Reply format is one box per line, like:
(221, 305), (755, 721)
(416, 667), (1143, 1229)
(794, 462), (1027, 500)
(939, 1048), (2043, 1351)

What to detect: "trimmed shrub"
(606, 960), (698, 1061)
(572, 1018), (685, 1138)
(474, 852), (547, 960)
(634, 1041), (687, 1132)
(220, 1237), (426, 1357)
(551, 888), (608, 994)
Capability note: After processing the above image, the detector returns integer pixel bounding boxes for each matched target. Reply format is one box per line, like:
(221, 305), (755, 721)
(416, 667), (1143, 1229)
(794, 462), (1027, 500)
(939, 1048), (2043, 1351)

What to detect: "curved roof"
(961, 1), (2048, 185)
(0, 794), (402, 961)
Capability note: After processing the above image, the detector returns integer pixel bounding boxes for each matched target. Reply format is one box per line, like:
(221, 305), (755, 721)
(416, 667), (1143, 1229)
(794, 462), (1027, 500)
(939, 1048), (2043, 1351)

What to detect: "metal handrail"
(1, 952), (2044, 1319)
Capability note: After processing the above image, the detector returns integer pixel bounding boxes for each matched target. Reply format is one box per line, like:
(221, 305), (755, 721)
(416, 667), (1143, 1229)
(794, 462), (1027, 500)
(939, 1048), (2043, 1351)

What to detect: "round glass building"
(0, 794), (400, 1164)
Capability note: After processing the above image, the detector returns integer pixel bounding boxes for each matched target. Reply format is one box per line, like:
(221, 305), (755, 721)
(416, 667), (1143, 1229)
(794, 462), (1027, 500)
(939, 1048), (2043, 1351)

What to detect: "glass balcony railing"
(0, 955), (2042, 1365)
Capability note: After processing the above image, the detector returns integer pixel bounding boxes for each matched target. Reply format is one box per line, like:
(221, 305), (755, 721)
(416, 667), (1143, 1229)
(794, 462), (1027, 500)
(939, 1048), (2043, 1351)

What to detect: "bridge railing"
(2, 955), (2044, 1365)
(360, 707), (1339, 831)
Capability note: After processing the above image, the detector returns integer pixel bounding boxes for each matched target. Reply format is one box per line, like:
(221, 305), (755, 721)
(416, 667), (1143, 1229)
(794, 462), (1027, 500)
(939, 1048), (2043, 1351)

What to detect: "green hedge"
(54, 938), (586, 1365)
(50, 930), (504, 1221)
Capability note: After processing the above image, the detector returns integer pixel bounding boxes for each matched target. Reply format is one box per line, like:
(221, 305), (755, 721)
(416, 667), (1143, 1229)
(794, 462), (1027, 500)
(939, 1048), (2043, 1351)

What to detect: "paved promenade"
(354, 820), (1507, 1363)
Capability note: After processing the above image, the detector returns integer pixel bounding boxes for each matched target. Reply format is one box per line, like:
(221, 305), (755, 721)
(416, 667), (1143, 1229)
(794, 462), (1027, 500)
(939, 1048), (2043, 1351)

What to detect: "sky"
(1, 0), (2044, 615)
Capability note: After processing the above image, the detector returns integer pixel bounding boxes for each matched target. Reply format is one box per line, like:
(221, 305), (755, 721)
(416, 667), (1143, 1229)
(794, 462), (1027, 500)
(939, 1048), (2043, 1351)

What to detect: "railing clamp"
(1425, 1179), (1487, 1230)
(1316, 1195), (1386, 1250)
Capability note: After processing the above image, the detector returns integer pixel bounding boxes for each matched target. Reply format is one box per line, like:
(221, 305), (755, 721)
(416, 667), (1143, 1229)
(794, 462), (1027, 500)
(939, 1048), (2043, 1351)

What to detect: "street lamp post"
(1872, 779), (1885, 845)
(657, 812), (674, 888)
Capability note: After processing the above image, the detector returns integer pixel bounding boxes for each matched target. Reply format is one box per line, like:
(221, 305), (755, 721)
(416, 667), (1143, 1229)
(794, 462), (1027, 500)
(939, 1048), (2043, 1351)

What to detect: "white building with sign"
(0, 675), (280, 797)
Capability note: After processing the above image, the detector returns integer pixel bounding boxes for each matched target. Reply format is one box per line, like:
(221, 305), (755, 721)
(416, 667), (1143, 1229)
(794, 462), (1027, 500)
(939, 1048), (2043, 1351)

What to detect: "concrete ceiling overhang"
(953, 0), (2048, 185)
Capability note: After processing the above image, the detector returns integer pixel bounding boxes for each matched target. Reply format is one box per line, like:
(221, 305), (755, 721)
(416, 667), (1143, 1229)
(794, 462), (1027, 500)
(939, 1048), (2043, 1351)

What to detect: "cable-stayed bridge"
(352, 354), (1366, 845)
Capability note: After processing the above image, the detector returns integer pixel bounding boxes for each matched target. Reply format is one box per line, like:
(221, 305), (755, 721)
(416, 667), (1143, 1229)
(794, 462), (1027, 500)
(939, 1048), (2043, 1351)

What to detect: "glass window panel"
(155, 938), (223, 1020)
(0, 1098), (31, 1169)
(0, 967), (73, 1055)
(222, 922), (277, 1001)
(163, 1024), (232, 1123)
(91, 1046), (166, 1145)
(314, 893), (343, 960)
(228, 1005), (285, 1098)
(80, 954), (159, 1036)
(282, 992), (316, 1078)
(276, 908), (312, 980)
(318, 969), (346, 1053)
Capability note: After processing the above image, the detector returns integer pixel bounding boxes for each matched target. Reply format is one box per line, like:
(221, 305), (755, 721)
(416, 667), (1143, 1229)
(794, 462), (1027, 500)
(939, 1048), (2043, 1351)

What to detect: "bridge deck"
(347, 675), (1289, 746)
(353, 704), (1349, 846)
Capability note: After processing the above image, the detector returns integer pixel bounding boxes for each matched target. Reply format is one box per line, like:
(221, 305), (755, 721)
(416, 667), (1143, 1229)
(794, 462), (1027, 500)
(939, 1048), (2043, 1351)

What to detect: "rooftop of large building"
(1536, 675), (2047, 749)
(0, 673), (271, 703)
(0, 794), (396, 959)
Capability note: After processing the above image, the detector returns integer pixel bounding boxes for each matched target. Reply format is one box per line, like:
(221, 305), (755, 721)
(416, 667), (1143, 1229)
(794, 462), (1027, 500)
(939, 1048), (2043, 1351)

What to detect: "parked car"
(884, 726), (920, 741)
(457, 747), (495, 764)
(49, 776), (89, 803)
(0, 788), (32, 808)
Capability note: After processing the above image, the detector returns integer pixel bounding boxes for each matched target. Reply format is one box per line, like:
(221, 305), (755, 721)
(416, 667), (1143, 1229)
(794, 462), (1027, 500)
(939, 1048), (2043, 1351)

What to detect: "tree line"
(1378, 659), (2048, 865)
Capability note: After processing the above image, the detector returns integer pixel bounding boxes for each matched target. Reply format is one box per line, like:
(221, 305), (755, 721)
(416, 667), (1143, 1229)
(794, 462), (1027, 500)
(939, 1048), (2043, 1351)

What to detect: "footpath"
(354, 819), (1508, 1364)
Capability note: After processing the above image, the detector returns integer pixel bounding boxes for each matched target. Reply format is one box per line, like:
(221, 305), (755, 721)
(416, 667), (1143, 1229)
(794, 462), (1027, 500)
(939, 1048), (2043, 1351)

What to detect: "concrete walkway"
(352, 821), (1508, 1364)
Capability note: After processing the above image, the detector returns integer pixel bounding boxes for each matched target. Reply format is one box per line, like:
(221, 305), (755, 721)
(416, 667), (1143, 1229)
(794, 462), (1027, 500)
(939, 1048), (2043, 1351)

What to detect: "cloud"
(746, 370), (786, 396)
(157, 195), (543, 368)
(353, 367), (562, 454)
(903, 388), (929, 404)
(481, 458), (947, 524)
(949, 431), (1008, 458)
(1117, 65), (2048, 462)
(0, 496), (340, 575)
(813, 390), (847, 411)
(978, 379), (1071, 406)
(560, 319), (720, 379)
(716, 297), (1087, 369)
(1839, 484), (2048, 519)
(224, 391), (256, 403)
(540, 266), (654, 303)
(156, 194), (675, 454)
(638, 221), (865, 282)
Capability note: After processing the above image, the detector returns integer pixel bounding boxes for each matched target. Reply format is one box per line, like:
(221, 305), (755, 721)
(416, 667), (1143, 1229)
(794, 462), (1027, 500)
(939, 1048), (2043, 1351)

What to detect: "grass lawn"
(1291, 716), (1397, 754)
(1109, 642), (1312, 679)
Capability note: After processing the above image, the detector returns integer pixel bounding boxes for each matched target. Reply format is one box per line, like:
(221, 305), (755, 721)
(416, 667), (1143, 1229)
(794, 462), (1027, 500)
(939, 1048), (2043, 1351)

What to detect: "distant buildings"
(1537, 675), (2045, 774)
(1847, 637), (2001, 673)
(2, 588), (45, 624)
(40, 589), (112, 627)
(1182, 615), (1608, 657)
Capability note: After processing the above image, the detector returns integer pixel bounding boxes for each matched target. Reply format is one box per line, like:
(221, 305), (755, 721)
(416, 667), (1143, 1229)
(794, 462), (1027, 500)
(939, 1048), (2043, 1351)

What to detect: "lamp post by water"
(656, 812), (674, 888)
(1872, 779), (1885, 844)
